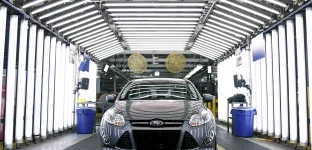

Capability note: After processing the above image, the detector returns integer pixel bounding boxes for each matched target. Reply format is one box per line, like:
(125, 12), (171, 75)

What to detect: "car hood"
(114, 100), (202, 121)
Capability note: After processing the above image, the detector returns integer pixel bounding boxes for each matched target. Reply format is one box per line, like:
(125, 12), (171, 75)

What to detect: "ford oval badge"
(150, 120), (164, 127)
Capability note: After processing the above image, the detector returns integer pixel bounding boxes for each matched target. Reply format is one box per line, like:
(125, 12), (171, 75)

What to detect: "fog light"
(203, 137), (212, 145)
(103, 137), (111, 145)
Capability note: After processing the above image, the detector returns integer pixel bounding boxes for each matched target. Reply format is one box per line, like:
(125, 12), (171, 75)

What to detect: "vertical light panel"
(278, 24), (289, 141)
(15, 19), (28, 144)
(4, 15), (18, 149)
(255, 60), (262, 133)
(265, 33), (274, 136)
(0, 6), (7, 118)
(25, 24), (37, 140)
(295, 13), (308, 146)
(272, 29), (281, 138)
(41, 36), (50, 139)
(64, 46), (69, 130)
(33, 29), (44, 136)
(54, 41), (61, 133)
(261, 56), (268, 135)
(59, 43), (66, 131)
(286, 19), (298, 144)
(250, 51), (257, 130)
(48, 37), (56, 134)
(306, 7), (312, 145)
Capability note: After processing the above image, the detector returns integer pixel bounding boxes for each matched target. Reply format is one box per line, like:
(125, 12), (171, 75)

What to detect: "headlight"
(189, 110), (213, 127)
(103, 109), (125, 126)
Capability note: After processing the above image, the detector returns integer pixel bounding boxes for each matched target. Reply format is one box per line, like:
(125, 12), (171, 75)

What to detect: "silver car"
(100, 78), (217, 150)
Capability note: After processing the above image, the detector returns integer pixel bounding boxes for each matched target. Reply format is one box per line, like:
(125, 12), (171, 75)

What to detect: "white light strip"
(59, 15), (101, 32)
(59, 43), (66, 131)
(86, 38), (117, 51)
(41, 36), (50, 139)
(129, 43), (186, 46)
(205, 22), (246, 38)
(213, 10), (259, 28)
(48, 37), (56, 135)
(207, 19), (250, 35)
(75, 30), (112, 44)
(255, 59), (262, 133)
(200, 31), (237, 44)
(4, 15), (18, 149)
(286, 19), (297, 143)
(80, 35), (116, 47)
(192, 44), (223, 55)
(15, 19), (28, 144)
(190, 49), (217, 59)
(198, 35), (233, 47)
(111, 13), (201, 17)
(126, 39), (189, 42)
(195, 39), (228, 51)
(128, 41), (187, 44)
(265, 33), (274, 136)
(123, 34), (192, 37)
(278, 24), (289, 141)
(130, 48), (185, 51)
(0, 7), (7, 124)
(219, 0), (271, 20)
(129, 45), (186, 48)
(260, 52), (267, 135)
(215, 5), (265, 24)
(63, 20), (104, 36)
(34, 29), (44, 136)
(264, 0), (287, 7)
(90, 42), (121, 54)
(52, 10), (98, 28)
(71, 26), (109, 42)
(116, 21), (197, 25)
(118, 25), (195, 28)
(25, 24), (37, 141)
(203, 27), (241, 42)
(104, 2), (204, 7)
(184, 64), (203, 79)
(125, 37), (190, 39)
(54, 41), (62, 133)
(306, 7), (312, 145)
(210, 15), (254, 32)
(94, 47), (124, 56)
(22, 0), (47, 8)
(39, 0), (90, 19)
(296, 14), (308, 146)
(272, 29), (281, 138)
(98, 50), (124, 60)
(190, 47), (220, 57)
(31, 0), (72, 15)
(243, 0), (279, 14)
(122, 31), (193, 34)
(114, 17), (198, 21)
(68, 23), (105, 39)
(120, 28), (194, 31)
(108, 8), (203, 12)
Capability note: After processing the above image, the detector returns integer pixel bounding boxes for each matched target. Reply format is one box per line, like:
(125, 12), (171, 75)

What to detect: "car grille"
(133, 130), (181, 150)
(131, 120), (183, 127)
(115, 131), (132, 149)
(181, 131), (199, 150)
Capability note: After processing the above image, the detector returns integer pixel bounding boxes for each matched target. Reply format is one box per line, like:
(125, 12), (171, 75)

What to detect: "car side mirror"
(203, 94), (214, 102)
(106, 94), (116, 103)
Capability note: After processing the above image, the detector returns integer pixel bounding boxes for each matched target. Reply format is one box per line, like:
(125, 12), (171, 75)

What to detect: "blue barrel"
(76, 108), (95, 134)
(230, 107), (257, 137)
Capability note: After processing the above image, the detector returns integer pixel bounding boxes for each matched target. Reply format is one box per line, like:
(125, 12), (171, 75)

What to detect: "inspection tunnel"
(0, 0), (311, 150)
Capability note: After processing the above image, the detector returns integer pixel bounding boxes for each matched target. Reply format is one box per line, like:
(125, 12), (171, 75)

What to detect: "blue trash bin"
(76, 107), (96, 134)
(230, 107), (257, 137)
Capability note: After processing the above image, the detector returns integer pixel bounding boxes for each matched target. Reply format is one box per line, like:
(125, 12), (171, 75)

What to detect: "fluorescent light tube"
(130, 48), (185, 51)
(98, 50), (124, 60)
(31, 0), (73, 15)
(190, 47), (220, 57)
(63, 20), (105, 36)
(195, 39), (228, 51)
(116, 21), (197, 25)
(260, 55), (267, 135)
(255, 60), (262, 133)
(104, 2), (204, 7)
(192, 44), (223, 55)
(243, 0), (279, 14)
(125, 37), (190, 39)
(39, 0), (90, 19)
(207, 19), (250, 35)
(306, 7), (312, 146)
(264, 0), (287, 7)
(219, 0), (271, 20)
(58, 15), (101, 32)
(114, 17), (198, 21)
(48, 37), (56, 135)
(96, 50), (124, 59)
(86, 39), (118, 51)
(71, 26), (109, 42)
(4, 15), (18, 149)
(296, 14), (308, 146)
(80, 35), (116, 47)
(213, 10), (259, 28)
(95, 47), (124, 57)
(190, 49), (217, 59)
(184, 64), (203, 79)
(59, 43), (66, 131)
(123, 34), (192, 37)
(75, 30), (112, 44)
(203, 27), (241, 42)
(22, 0), (47, 9)
(90, 43), (121, 54)
(197, 35), (233, 47)
(25, 24), (37, 141)
(200, 31), (237, 44)
(104, 64), (109, 72)
(120, 28), (194, 31)
(33, 29), (44, 136)
(52, 10), (98, 28)
(108, 8), (203, 12)
(54, 41), (62, 133)
(0, 7), (7, 121)
(111, 13), (201, 17)
(67, 23), (105, 39)
(118, 25), (195, 28)
(215, 5), (264, 24)
(265, 33), (274, 136)
(129, 44), (186, 46)
(210, 15), (255, 32)
(122, 31), (193, 34)
(128, 42), (187, 44)
(41, 36), (50, 139)
(126, 39), (189, 42)
(15, 19), (28, 144)
(205, 23), (246, 38)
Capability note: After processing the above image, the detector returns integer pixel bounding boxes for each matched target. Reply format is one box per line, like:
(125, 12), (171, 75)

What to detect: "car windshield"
(119, 81), (199, 100)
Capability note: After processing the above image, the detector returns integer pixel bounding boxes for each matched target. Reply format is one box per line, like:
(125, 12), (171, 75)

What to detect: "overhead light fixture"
(123, 34), (192, 37)
(86, 38), (117, 50)
(120, 28), (194, 31)
(196, 38), (229, 51)
(130, 48), (185, 51)
(197, 35), (232, 47)
(154, 71), (160, 76)
(190, 50), (220, 60)
(213, 10), (258, 28)
(207, 20), (250, 35)
(58, 15), (101, 32)
(48, 37), (57, 135)
(192, 44), (223, 55)
(205, 23), (246, 38)
(63, 20), (104, 36)
(31, 0), (73, 15)
(118, 25), (195, 28)
(93, 45), (123, 55)
(202, 27), (241, 42)
(215, 5), (264, 24)
(128, 43), (186, 46)
(75, 30), (112, 44)
(67, 23), (106, 39)
(80, 35), (116, 47)
(87, 41), (119, 52)
(122, 31), (193, 34)
(104, 64), (109, 72)
(97, 50), (124, 60)
(264, 0), (287, 7)
(114, 17), (198, 21)
(184, 64), (203, 79)
(210, 15), (254, 32)
(96, 49), (124, 58)
(115, 21), (197, 25)
(111, 13), (201, 17)
(22, 0), (47, 9)
(104, 2), (204, 7)
(201, 30), (238, 44)
(71, 26), (109, 41)
(126, 39), (189, 42)
(243, 0), (279, 14)
(108, 8), (203, 12)
(90, 43), (121, 54)
(52, 10), (98, 28)
(125, 37), (190, 39)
